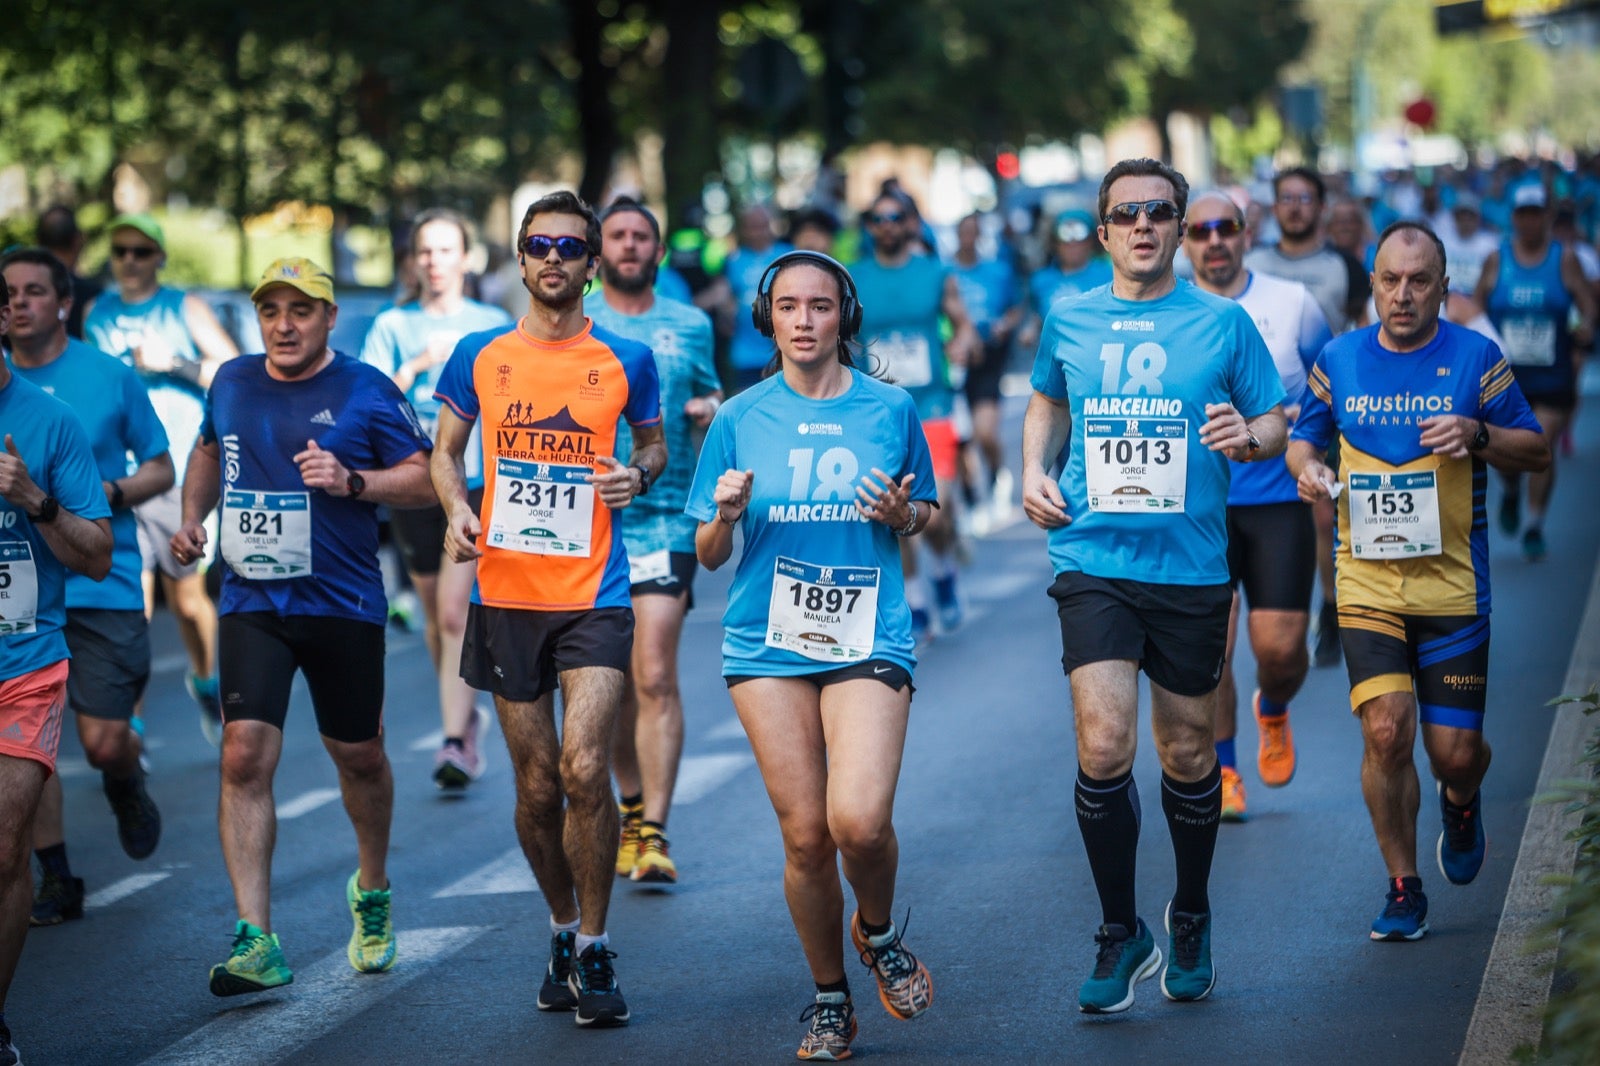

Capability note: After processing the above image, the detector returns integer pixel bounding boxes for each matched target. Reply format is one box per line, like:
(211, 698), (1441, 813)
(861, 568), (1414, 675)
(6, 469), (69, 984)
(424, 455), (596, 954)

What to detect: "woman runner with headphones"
(687, 251), (937, 1060)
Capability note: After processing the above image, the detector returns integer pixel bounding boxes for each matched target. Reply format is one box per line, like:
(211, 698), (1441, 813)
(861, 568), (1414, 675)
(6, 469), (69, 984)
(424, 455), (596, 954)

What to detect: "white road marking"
(276, 788), (342, 820)
(408, 729), (444, 752)
(673, 752), (753, 805)
(86, 872), (171, 909)
(139, 925), (488, 1066)
(433, 848), (534, 898)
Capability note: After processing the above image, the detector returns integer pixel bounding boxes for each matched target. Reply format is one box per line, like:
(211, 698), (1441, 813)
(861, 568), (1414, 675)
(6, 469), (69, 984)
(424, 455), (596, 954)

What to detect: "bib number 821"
(238, 511), (283, 535)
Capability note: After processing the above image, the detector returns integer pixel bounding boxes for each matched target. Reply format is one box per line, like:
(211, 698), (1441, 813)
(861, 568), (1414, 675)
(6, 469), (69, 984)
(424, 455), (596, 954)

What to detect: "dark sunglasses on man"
(1184, 218), (1245, 240)
(521, 234), (590, 261)
(1102, 200), (1181, 226)
(111, 245), (159, 260)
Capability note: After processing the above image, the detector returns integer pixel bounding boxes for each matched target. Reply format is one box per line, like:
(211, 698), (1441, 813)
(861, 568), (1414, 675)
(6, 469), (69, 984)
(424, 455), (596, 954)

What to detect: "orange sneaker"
(1220, 766), (1248, 822)
(1254, 691), (1296, 788)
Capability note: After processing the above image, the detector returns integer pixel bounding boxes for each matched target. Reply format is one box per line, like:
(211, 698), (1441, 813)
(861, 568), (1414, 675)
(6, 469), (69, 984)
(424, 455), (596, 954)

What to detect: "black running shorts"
(1048, 571), (1232, 697)
(218, 613), (387, 743)
(628, 550), (698, 609)
(63, 609), (151, 721)
(390, 488), (483, 578)
(1338, 606), (1490, 731)
(461, 604), (633, 702)
(1226, 501), (1316, 612)
(725, 658), (914, 696)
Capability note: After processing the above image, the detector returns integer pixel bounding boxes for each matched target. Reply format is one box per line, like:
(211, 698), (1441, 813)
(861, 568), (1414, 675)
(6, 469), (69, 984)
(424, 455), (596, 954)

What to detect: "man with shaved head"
(1289, 221), (1549, 942)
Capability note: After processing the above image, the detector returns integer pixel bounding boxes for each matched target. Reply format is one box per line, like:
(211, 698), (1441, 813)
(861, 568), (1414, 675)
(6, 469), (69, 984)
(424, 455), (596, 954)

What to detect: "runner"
(83, 213), (238, 743)
(688, 249), (937, 1060)
(589, 197), (721, 885)
(0, 270), (113, 1066)
(360, 208), (513, 790)
(714, 204), (792, 394)
(1474, 183), (1597, 561)
(1019, 208), (1115, 352)
(432, 191), (664, 1028)
(1288, 221), (1549, 941)
(1022, 158), (1287, 1013)
(1181, 195), (1332, 820)
(169, 258), (435, 996)
(852, 191), (979, 640)
(3, 249), (173, 925)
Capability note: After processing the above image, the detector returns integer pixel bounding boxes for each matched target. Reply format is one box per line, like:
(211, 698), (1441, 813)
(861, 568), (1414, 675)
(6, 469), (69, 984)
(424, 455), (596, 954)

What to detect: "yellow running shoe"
(1254, 691), (1297, 788)
(346, 870), (396, 973)
(209, 920), (293, 996)
(1220, 765), (1248, 822)
(631, 824), (678, 883)
(615, 800), (643, 878)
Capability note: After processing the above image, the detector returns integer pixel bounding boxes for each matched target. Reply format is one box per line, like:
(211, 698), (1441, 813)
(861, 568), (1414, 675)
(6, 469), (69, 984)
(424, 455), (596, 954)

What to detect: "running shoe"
(30, 868), (84, 926)
(1437, 786), (1487, 886)
(798, 992), (857, 1061)
(209, 920), (294, 996)
(569, 943), (629, 1027)
(102, 768), (160, 860)
(0, 1019), (19, 1066)
(1498, 492), (1520, 536)
(345, 870), (396, 973)
(1254, 691), (1296, 788)
(1370, 878), (1429, 942)
(1220, 766), (1248, 822)
(631, 825), (677, 884)
(615, 799), (644, 878)
(432, 744), (472, 791)
(536, 930), (578, 1011)
(931, 574), (962, 633)
(850, 912), (933, 1020)
(460, 703), (491, 779)
(1313, 602), (1341, 668)
(187, 672), (223, 748)
(1522, 527), (1547, 562)
(1161, 902), (1215, 1002)
(1078, 918), (1161, 1013)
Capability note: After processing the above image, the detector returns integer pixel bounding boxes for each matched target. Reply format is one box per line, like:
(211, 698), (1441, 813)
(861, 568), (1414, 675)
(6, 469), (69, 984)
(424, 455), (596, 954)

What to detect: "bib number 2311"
(488, 459), (595, 556)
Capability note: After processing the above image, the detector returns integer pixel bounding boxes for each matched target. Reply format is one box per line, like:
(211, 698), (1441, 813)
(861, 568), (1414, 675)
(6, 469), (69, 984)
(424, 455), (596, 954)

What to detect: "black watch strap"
(1470, 420), (1490, 452)
(346, 471), (366, 499)
(630, 463), (652, 496)
(29, 496), (61, 524)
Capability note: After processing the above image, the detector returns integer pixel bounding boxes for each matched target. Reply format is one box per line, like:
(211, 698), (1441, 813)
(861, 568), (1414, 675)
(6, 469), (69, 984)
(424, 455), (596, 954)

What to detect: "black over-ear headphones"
(750, 250), (863, 341)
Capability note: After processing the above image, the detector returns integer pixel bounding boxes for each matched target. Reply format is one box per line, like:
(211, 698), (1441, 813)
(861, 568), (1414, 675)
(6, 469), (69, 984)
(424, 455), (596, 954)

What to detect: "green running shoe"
(346, 870), (396, 973)
(1078, 918), (1161, 1013)
(209, 920), (293, 996)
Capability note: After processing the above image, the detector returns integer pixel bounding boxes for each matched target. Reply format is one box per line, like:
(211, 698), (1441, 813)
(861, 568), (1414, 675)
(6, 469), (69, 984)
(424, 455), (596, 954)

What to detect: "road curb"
(1461, 553), (1600, 1063)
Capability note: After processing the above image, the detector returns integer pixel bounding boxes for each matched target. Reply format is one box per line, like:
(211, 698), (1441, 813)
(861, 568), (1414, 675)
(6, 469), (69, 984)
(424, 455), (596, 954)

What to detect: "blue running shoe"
(1522, 527), (1547, 562)
(931, 574), (962, 633)
(1437, 786), (1486, 885)
(1370, 877), (1429, 942)
(1161, 903), (1215, 1002)
(1078, 919), (1161, 1013)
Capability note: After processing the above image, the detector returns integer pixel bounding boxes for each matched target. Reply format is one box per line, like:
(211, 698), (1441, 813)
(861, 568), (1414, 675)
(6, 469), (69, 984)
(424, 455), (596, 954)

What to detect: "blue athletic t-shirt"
(724, 244), (793, 372)
(1029, 260), (1114, 315)
(1030, 281), (1285, 585)
(589, 297), (720, 558)
(199, 354), (432, 624)
(84, 286), (207, 477)
(686, 369), (938, 677)
(852, 254), (956, 420)
(0, 374), (111, 681)
(949, 256), (1018, 342)
(1484, 239), (1575, 399)
(9, 340), (169, 611)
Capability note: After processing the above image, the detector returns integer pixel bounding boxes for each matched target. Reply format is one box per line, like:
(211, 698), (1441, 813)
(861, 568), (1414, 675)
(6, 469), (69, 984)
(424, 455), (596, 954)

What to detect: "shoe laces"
(858, 913), (921, 983)
(229, 925), (268, 959)
(799, 997), (853, 1037)
(1170, 913), (1207, 970)
(1260, 716), (1289, 756)
(1382, 887), (1421, 918)
(353, 891), (390, 939)
(1444, 802), (1478, 852)
(1090, 926), (1132, 979)
(574, 946), (618, 992)
(638, 832), (668, 857)
(546, 930), (575, 981)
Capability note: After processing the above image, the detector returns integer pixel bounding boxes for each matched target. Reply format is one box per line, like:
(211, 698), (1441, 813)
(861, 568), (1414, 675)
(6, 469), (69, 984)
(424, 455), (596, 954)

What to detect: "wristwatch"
(346, 471), (366, 499)
(28, 496), (60, 524)
(1469, 420), (1490, 452)
(109, 481), (126, 510)
(629, 463), (653, 496)
(1244, 432), (1262, 458)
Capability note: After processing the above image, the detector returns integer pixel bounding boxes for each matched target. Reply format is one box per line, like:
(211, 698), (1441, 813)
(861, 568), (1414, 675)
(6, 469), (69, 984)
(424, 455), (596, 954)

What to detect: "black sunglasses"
(1103, 200), (1181, 226)
(521, 234), (590, 261)
(111, 245), (159, 260)
(1185, 218), (1245, 240)
(865, 211), (906, 226)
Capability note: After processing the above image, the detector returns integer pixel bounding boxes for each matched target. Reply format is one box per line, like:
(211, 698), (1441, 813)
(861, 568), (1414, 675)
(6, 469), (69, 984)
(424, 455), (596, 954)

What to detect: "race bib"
(0, 541), (39, 636)
(487, 459), (595, 556)
(221, 490), (313, 579)
(875, 331), (933, 389)
(1499, 317), (1557, 367)
(629, 548), (672, 585)
(1348, 471), (1442, 558)
(1084, 417), (1188, 512)
(766, 557), (879, 663)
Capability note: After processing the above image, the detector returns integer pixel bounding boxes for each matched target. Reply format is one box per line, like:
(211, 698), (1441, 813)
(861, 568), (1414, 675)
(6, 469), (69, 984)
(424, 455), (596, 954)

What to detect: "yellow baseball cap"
(250, 257), (336, 304)
(107, 213), (165, 249)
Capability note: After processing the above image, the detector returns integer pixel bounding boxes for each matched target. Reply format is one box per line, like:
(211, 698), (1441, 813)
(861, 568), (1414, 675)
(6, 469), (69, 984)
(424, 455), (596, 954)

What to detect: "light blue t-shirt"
(84, 286), (206, 478)
(724, 243), (793, 372)
(9, 341), (169, 610)
(1029, 259), (1114, 315)
(1030, 280), (1285, 585)
(0, 374), (111, 681)
(686, 369), (938, 677)
(949, 255), (1018, 341)
(852, 254), (955, 421)
(589, 298), (719, 558)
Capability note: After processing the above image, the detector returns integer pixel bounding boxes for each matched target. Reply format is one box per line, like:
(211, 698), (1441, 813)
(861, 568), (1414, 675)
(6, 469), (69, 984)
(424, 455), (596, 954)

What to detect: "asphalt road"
(13, 390), (1600, 1065)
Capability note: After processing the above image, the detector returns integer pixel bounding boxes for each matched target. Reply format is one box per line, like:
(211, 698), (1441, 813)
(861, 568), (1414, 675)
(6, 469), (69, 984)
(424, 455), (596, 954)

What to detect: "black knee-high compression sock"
(1162, 763), (1222, 915)
(1075, 766), (1141, 931)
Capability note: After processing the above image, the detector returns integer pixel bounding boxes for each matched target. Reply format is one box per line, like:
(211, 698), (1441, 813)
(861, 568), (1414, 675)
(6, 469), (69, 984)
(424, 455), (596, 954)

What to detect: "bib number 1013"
(1095, 438), (1172, 465)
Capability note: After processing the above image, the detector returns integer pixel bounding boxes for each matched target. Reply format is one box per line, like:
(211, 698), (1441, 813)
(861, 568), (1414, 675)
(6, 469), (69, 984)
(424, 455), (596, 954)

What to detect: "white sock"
(550, 915), (580, 935)
(575, 931), (609, 956)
